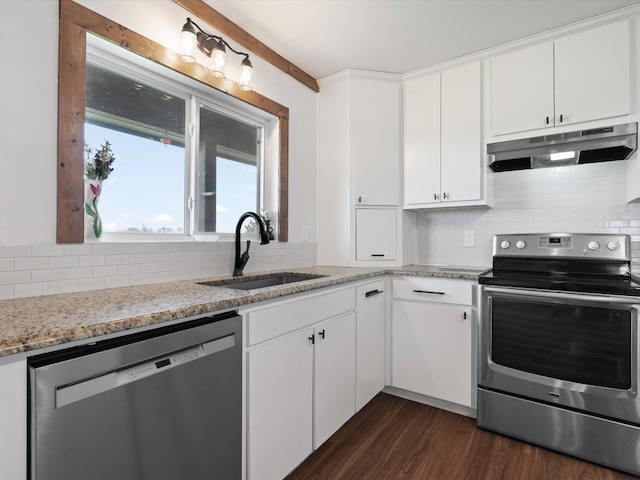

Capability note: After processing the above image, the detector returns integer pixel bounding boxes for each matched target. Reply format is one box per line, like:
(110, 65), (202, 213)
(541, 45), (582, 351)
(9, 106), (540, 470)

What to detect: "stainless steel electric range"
(478, 233), (640, 476)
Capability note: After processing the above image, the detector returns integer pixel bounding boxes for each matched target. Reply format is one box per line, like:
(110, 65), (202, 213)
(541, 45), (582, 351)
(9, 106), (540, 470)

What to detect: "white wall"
(415, 160), (640, 270)
(0, 0), (317, 299)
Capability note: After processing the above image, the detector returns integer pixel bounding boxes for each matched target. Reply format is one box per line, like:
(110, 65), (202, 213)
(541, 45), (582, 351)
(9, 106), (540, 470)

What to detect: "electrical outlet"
(464, 231), (475, 248)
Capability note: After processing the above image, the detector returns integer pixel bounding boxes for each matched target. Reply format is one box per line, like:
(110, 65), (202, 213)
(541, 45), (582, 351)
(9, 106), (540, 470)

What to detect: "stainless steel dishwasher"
(28, 311), (242, 480)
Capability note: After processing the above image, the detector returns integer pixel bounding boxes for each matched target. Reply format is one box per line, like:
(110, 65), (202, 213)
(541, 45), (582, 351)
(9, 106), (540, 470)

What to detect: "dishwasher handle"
(56, 334), (236, 408)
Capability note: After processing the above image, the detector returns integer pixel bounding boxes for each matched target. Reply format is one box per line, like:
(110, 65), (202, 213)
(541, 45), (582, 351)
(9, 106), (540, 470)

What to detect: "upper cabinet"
(404, 61), (488, 209)
(490, 20), (631, 136)
(352, 76), (402, 206)
(318, 70), (410, 266)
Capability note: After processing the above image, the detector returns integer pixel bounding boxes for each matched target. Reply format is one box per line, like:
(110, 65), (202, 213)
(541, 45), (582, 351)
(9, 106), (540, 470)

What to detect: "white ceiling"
(205, 0), (640, 79)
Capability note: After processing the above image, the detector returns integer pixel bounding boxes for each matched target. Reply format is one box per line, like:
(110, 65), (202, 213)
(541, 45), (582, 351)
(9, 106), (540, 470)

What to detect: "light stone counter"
(0, 265), (486, 358)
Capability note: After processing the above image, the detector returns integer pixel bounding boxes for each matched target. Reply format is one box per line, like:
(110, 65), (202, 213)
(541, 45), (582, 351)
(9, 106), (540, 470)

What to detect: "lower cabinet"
(355, 280), (386, 411)
(245, 287), (358, 480)
(313, 313), (356, 448)
(247, 328), (315, 480)
(391, 277), (474, 409)
(0, 359), (27, 480)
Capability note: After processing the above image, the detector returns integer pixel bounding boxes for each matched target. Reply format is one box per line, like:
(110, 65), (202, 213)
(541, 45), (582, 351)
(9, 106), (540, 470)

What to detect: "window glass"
(85, 64), (187, 234)
(84, 46), (267, 238)
(197, 104), (260, 233)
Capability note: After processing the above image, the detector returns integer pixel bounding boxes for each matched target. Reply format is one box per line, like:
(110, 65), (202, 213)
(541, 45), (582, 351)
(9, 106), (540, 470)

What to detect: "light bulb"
(239, 57), (253, 91)
(210, 40), (226, 77)
(180, 21), (197, 63)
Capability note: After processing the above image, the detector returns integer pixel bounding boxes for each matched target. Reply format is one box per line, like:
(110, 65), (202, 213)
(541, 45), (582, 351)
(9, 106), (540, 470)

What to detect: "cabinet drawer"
(247, 288), (356, 346)
(393, 277), (473, 305)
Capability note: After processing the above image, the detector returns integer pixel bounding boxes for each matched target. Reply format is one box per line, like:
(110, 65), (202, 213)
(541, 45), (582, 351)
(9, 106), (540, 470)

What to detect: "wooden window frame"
(57, 0), (289, 243)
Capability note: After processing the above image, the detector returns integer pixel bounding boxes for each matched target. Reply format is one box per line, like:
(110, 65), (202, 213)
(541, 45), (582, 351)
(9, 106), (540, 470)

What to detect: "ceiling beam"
(172, 0), (320, 92)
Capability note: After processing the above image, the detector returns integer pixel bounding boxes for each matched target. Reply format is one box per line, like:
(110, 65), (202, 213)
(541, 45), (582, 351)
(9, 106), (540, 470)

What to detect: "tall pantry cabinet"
(317, 70), (414, 266)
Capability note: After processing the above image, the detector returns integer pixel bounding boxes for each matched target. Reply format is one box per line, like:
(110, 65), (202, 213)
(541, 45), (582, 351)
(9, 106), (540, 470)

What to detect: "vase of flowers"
(84, 141), (115, 238)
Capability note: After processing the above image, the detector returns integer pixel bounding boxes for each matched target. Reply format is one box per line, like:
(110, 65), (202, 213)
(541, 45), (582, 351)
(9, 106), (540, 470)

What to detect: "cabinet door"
(355, 281), (386, 411)
(554, 20), (630, 126)
(314, 312), (356, 448)
(490, 42), (555, 135)
(403, 72), (441, 205)
(248, 328), (314, 480)
(352, 77), (401, 206)
(355, 208), (397, 261)
(0, 360), (27, 480)
(392, 301), (472, 407)
(440, 62), (482, 203)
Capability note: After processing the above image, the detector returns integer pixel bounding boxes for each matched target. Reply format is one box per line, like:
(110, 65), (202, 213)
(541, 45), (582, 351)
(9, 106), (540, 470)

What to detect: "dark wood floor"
(286, 393), (636, 480)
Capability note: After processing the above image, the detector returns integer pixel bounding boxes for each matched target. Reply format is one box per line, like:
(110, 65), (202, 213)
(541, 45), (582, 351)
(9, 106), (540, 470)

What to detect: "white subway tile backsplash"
(64, 267), (93, 280)
(0, 258), (14, 271)
(0, 240), (316, 300)
(0, 271), (31, 286)
(32, 245), (64, 257)
(14, 282), (49, 298)
(79, 255), (105, 267)
(14, 257), (48, 271)
(415, 162), (640, 268)
(92, 265), (118, 278)
(32, 268), (64, 283)
(0, 245), (32, 258)
(49, 256), (79, 269)
(48, 280), (79, 295)
(0, 285), (14, 300)
(78, 277), (106, 291)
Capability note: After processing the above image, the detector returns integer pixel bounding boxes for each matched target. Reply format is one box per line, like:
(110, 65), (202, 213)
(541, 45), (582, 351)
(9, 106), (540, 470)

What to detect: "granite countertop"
(0, 264), (486, 358)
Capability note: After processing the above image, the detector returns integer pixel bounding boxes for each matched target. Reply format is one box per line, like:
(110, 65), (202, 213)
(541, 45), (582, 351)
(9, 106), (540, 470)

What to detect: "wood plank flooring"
(285, 393), (636, 480)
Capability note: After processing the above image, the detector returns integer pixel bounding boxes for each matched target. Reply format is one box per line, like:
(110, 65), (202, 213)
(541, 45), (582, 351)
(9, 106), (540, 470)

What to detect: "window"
(85, 35), (270, 238)
(196, 103), (262, 234)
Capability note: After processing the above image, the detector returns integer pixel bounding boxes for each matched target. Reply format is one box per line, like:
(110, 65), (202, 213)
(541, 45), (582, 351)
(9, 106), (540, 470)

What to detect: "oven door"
(480, 286), (639, 424)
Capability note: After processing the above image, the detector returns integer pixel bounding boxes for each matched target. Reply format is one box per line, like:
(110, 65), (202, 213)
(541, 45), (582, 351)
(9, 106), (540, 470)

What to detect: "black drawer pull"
(413, 289), (445, 295)
(365, 289), (384, 298)
(371, 254), (385, 257)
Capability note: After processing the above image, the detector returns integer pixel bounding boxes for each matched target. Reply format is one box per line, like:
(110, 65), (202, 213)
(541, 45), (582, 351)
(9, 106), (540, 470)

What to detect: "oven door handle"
(484, 286), (640, 305)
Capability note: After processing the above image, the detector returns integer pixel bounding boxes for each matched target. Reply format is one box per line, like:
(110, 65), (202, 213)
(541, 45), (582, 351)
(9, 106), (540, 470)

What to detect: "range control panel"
(493, 233), (631, 260)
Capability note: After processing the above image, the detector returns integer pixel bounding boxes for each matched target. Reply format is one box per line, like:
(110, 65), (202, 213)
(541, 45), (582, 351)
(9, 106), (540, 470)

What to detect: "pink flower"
(90, 183), (101, 196)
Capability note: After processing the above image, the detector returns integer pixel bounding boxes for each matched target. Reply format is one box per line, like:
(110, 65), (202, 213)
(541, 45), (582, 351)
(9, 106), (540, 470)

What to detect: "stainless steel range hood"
(487, 122), (637, 172)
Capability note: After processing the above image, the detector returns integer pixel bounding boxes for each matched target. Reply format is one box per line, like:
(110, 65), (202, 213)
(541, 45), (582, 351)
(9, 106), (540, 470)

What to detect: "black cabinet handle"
(371, 254), (385, 257)
(464, 311), (467, 320)
(559, 114), (564, 123)
(434, 193), (439, 201)
(308, 334), (315, 345)
(546, 116), (550, 125)
(319, 329), (325, 340)
(413, 289), (445, 295)
(443, 192), (449, 200)
(365, 289), (384, 298)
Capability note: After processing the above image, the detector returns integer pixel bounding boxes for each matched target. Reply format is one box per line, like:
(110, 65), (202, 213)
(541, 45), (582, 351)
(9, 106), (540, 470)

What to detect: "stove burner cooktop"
(481, 233), (640, 296)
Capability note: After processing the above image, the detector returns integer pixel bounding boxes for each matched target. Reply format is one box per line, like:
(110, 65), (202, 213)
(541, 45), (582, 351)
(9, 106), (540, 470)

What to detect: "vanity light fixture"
(180, 17), (254, 91)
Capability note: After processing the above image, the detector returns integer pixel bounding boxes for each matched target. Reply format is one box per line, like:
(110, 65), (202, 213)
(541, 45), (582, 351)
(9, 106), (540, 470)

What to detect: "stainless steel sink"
(199, 273), (327, 290)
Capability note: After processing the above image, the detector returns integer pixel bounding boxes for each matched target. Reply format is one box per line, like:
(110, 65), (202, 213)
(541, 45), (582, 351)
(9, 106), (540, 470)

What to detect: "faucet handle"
(239, 240), (251, 269)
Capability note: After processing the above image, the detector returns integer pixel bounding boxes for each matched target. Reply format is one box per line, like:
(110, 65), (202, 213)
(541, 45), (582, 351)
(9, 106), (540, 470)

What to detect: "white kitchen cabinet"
(247, 328), (314, 480)
(391, 277), (474, 409)
(313, 312), (356, 448)
(355, 208), (397, 261)
(245, 287), (357, 479)
(0, 359), (27, 480)
(318, 70), (411, 266)
(403, 61), (485, 209)
(352, 75), (401, 206)
(355, 280), (386, 411)
(490, 20), (630, 136)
